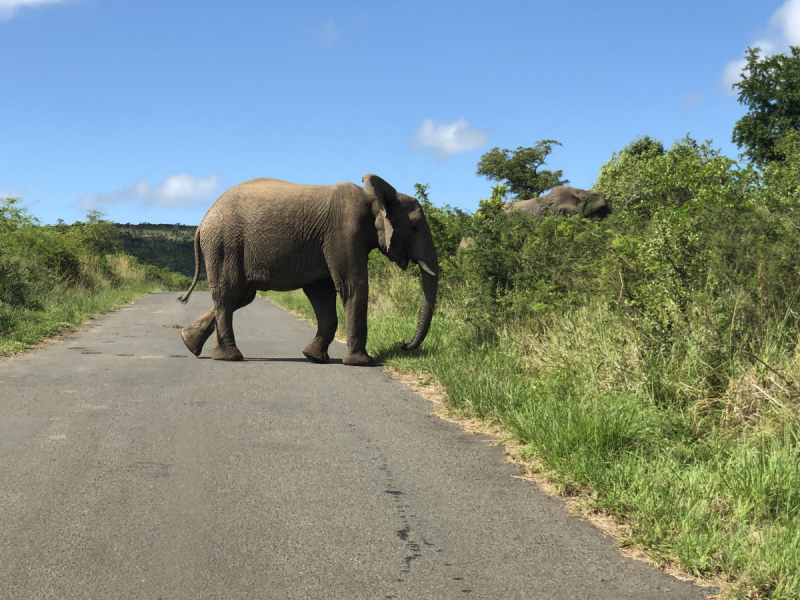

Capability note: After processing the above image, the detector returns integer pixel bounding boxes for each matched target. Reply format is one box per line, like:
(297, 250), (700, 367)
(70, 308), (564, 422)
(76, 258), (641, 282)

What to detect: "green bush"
(0, 201), (192, 353)
(413, 183), (472, 262)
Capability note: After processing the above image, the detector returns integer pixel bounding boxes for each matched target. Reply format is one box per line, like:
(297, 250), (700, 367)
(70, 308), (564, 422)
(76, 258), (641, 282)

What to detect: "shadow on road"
(196, 356), (343, 364)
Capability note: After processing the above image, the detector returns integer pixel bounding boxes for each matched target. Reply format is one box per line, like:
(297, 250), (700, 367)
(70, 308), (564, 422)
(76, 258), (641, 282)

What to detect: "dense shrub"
(413, 183), (472, 262)
(0, 200), (192, 347)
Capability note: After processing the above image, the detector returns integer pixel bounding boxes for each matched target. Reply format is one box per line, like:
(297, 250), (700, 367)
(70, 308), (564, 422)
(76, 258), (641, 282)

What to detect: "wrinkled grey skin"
(506, 186), (612, 220)
(178, 174), (439, 366)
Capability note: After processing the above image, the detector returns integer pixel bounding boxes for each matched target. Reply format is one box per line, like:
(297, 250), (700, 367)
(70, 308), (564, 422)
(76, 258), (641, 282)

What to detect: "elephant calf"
(178, 174), (439, 366)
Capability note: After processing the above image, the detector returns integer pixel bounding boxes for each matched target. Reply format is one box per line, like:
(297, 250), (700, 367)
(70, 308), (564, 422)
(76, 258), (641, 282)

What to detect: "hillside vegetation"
(0, 204), (192, 355)
(116, 223), (203, 278)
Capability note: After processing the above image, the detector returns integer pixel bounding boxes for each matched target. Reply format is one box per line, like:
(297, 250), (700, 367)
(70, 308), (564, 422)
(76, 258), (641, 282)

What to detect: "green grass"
(261, 267), (800, 600)
(0, 254), (193, 356)
(0, 284), (154, 355)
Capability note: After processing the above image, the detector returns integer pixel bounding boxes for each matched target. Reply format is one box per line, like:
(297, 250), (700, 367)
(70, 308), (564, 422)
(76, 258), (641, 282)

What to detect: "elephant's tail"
(178, 227), (203, 304)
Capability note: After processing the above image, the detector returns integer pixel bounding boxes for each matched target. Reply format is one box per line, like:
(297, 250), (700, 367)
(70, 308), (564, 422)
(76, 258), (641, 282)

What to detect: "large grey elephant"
(178, 174), (438, 366)
(507, 186), (612, 220)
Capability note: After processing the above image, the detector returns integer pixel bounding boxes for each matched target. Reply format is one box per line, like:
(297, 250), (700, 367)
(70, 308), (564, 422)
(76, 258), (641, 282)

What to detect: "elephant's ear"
(362, 174), (400, 219)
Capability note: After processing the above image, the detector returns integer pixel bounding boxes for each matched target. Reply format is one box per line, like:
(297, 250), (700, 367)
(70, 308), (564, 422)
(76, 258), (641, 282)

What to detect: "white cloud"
(411, 118), (489, 160)
(0, 0), (71, 22)
(772, 0), (800, 45)
(721, 0), (798, 94)
(721, 57), (749, 92)
(78, 174), (220, 211)
(316, 17), (341, 46)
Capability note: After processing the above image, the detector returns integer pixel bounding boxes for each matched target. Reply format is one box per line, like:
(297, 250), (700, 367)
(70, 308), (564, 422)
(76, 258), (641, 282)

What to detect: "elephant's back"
(225, 178), (329, 206)
(545, 186), (586, 204)
(201, 178), (330, 223)
(505, 198), (545, 215)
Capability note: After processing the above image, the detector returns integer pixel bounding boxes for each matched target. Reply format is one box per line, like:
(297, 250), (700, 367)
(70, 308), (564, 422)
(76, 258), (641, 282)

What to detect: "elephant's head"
(578, 190), (612, 220)
(363, 174), (439, 352)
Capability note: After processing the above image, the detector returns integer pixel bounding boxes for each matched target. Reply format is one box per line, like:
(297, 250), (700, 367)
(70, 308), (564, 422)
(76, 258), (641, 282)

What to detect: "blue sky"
(0, 0), (794, 225)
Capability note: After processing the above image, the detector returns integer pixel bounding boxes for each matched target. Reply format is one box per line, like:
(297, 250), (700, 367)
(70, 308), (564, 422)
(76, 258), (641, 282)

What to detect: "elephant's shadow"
(370, 344), (435, 364)
(197, 356), (344, 364)
(194, 345), (434, 365)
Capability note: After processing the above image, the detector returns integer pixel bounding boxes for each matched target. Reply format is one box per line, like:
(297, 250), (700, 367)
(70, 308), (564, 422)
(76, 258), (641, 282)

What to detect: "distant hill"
(115, 223), (204, 279)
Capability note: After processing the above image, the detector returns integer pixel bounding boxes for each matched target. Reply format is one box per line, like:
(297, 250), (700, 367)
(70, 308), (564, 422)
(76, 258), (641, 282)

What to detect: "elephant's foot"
(302, 340), (330, 364)
(343, 351), (376, 367)
(212, 345), (244, 361)
(181, 313), (216, 357)
(182, 327), (209, 357)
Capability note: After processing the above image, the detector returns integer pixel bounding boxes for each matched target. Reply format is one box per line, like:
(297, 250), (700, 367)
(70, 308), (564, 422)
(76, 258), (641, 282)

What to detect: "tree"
(476, 140), (568, 200)
(0, 198), (39, 233)
(412, 183), (471, 259)
(762, 129), (800, 210)
(595, 135), (755, 217)
(621, 135), (664, 158)
(72, 210), (121, 255)
(731, 46), (800, 166)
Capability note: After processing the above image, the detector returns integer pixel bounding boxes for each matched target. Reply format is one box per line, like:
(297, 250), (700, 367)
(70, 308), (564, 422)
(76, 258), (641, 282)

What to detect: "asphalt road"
(0, 292), (712, 600)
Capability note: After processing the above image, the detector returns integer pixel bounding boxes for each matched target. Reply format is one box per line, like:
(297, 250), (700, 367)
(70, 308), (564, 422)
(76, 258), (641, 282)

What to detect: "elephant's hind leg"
(210, 288), (251, 362)
(182, 309), (216, 356)
(182, 290), (255, 357)
(302, 279), (338, 364)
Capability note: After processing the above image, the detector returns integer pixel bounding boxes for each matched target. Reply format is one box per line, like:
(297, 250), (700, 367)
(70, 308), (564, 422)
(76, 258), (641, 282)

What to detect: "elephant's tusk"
(417, 260), (436, 277)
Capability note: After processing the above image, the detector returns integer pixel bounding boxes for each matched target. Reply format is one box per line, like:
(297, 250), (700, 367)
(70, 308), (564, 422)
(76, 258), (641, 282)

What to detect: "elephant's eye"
(411, 226), (419, 234)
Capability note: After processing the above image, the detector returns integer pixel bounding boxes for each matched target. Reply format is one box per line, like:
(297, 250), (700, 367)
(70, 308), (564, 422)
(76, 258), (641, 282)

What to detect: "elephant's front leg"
(340, 282), (375, 367)
(302, 279), (338, 364)
(181, 308), (216, 356)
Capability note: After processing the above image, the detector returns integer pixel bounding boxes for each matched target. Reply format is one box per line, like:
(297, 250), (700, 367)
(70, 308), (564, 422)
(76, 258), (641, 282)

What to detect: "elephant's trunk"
(397, 254), (438, 352)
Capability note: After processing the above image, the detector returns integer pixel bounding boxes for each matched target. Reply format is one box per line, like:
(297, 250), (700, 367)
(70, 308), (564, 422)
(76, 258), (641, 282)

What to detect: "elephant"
(458, 186), (612, 249)
(506, 186), (612, 220)
(177, 174), (439, 367)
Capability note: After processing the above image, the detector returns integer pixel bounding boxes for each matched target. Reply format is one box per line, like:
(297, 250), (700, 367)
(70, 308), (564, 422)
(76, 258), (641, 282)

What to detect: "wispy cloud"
(313, 13), (369, 47)
(721, 0), (800, 94)
(681, 92), (706, 107)
(316, 17), (341, 46)
(0, 183), (27, 198)
(78, 174), (220, 211)
(0, 0), (72, 22)
(411, 118), (489, 160)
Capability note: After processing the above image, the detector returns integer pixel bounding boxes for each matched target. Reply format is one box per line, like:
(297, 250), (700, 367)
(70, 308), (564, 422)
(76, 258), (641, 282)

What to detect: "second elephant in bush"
(506, 186), (611, 220)
(459, 186), (612, 249)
